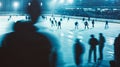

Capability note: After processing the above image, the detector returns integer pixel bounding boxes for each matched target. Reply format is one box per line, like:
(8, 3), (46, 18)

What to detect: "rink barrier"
(43, 14), (120, 23)
(0, 14), (120, 23)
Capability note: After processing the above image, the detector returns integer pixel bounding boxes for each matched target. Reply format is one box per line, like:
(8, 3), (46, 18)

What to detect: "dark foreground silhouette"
(0, 0), (59, 67)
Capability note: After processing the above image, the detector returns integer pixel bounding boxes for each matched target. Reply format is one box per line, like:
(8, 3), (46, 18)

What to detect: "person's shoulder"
(3, 32), (15, 38)
(37, 30), (60, 48)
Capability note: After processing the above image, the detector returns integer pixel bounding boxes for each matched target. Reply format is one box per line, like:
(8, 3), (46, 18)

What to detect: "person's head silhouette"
(27, 0), (42, 24)
(99, 33), (103, 36)
(91, 34), (94, 38)
(118, 33), (120, 37)
(12, 0), (41, 32)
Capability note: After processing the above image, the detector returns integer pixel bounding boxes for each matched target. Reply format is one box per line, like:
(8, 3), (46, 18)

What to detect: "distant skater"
(8, 15), (12, 21)
(82, 17), (85, 22)
(84, 21), (89, 29)
(55, 20), (57, 26)
(92, 19), (95, 28)
(51, 20), (54, 27)
(75, 21), (79, 29)
(58, 21), (61, 29)
(67, 17), (70, 22)
(105, 21), (109, 29)
(88, 17), (90, 21)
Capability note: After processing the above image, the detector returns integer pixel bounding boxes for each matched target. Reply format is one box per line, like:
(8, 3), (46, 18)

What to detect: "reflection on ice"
(107, 37), (115, 45)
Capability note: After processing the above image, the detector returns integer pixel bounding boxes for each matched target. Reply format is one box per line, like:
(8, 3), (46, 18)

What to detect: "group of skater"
(49, 17), (62, 29)
(75, 17), (109, 30)
(47, 15), (109, 30)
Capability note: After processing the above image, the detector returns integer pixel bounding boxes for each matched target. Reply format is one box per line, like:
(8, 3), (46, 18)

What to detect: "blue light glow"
(67, 0), (73, 4)
(13, 1), (19, 9)
(60, 0), (65, 4)
(0, 2), (2, 7)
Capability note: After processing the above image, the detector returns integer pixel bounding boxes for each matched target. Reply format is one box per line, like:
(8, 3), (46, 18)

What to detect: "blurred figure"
(74, 38), (85, 67)
(114, 33), (120, 66)
(105, 21), (109, 29)
(51, 20), (54, 27)
(98, 33), (106, 60)
(67, 17), (70, 22)
(75, 21), (79, 29)
(25, 15), (31, 21)
(92, 19), (95, 28)
(88, 17), (90, 21)
(84, 21), (89, 29)
(0, 0), (59, 67)
(58, 21), (61, 29)
(55, 20), (57, 26)
(88, 34), (98, 63)
(8, 15), (12, 21)
(82, 17), (85, 22)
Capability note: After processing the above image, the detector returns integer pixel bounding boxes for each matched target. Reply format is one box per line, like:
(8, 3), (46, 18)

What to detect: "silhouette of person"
(114, 33), (120, 66)
(92, 19), (95, 28)
(67, 17), (70, 22)
(84, 21), (89, 29)
(51, 20), (54, 27)
(88, 34), (98, 63)
(8, 15), (12, 21)
(54, 19), (57, 26)
(105, 21), (109, 29)
(74, 38), (85, 67)
(98, 33), (106, 60)
(0, 0), (59, 67)
(82, 17), (85, 22)
(60, 18), (62, 21)
(88, 17), (90, 21)
(58, 21), (61, 29)
(75, 21), (79, 29)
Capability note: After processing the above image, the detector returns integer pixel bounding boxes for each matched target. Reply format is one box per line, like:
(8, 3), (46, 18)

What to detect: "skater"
(75, 21), (79, 29)
(60, 18), (62, 21)
(114, 33), (120, 66)
(84, 21), (89, 29)
(82, 17), (85, 22)
(67, 17), (70, 22)
(55, 20), (57, 26)
(58, 21), (61, 29)
(51, 20), (54, 27)
(74, 38), (85, 67)
(105, 21), (109, 29)
(8, 15), (12, 21)
(88, 34), (98, 63)
(92, 19), (95, 28)
(88, 17), (90, 21)
(98, 33), (106, 60)
(88, 17), (90, 24)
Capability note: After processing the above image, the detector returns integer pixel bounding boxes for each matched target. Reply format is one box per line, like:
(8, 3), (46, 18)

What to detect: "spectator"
(73, 38), (85, 67)
(114, 33), (120, 66)
(98, 33), (106, 60)
(88, 34), (98, 63)
(0, 0), (60, 67)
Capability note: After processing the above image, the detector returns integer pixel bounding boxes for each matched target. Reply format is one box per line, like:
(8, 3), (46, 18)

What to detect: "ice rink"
(0, 15), (120, 67)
